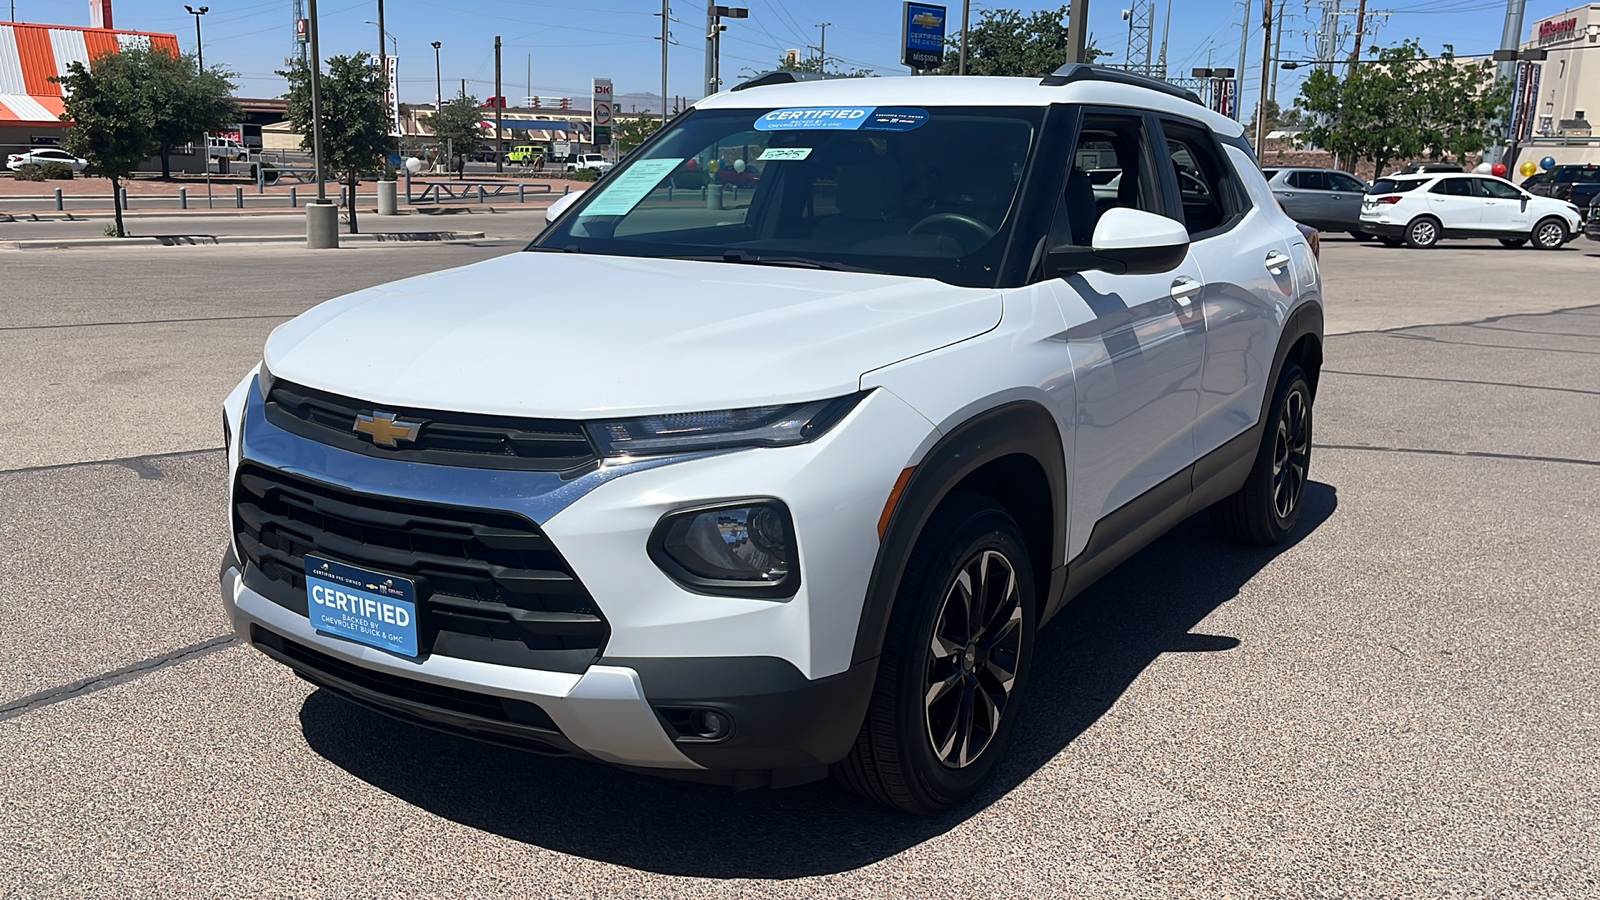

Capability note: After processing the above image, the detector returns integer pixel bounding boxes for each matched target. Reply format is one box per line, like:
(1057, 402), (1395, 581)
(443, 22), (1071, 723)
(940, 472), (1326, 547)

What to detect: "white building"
(1520, 4), (1600, 138)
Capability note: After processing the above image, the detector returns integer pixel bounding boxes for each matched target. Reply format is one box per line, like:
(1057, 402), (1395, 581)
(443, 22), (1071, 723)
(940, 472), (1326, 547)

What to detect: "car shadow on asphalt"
(299, 483), (1338, 878)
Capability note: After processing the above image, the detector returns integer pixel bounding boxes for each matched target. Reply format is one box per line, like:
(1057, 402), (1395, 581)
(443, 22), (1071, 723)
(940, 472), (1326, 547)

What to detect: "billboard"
(386, 56), (402, 137)
(902, 2), (947, 71)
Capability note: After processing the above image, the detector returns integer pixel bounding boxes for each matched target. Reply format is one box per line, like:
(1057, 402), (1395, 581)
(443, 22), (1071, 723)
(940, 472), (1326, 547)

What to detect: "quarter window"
(1158, 120), (1244, 237)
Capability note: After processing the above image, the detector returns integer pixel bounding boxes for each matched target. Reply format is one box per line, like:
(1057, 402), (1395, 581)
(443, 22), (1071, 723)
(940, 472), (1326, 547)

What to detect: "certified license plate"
(305, 555), (419, 657)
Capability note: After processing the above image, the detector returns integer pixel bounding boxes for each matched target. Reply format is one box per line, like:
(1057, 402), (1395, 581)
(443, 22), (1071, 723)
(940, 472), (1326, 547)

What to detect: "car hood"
(264, 252), (1001, 418)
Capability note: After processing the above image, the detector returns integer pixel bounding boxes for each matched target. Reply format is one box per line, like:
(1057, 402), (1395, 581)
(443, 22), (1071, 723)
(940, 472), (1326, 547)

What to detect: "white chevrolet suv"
(221, 66), (1323, 813)
(1359, 172), (1583, 249)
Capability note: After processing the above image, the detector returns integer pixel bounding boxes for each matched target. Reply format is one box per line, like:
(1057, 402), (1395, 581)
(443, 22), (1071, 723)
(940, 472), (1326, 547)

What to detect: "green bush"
(570, 167), (599, 182)
(12, 163), (46, 182)
(39, 161), (75, 180)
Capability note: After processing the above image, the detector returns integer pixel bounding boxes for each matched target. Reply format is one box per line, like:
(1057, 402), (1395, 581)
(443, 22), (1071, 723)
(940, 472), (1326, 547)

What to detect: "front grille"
(264, 379), (598, 472)
(234, 462), (608, 673)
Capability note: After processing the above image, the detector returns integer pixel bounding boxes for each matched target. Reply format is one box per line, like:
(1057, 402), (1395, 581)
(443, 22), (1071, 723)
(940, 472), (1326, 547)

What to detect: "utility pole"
(657, 0), (670, 120)
(1234, 0), (1250, 121)
(1256, 0), (1272, 152)
(1066, 0), (1089, 65)
(959, 1), (969, 74)
(376, 0), (385, 80)
(1269, 5), (1283, 102)
(703, 0), (715, 97)
(815, 22), (831, 71)
(1348, 0), (1368, 73)
(494, 34), (503, 173)
(1494, 0), (1527, 96)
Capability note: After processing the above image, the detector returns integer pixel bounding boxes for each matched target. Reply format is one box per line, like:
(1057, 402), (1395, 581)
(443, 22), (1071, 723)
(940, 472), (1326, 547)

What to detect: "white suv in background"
(221, 66), (1323, 814)
(1360, 172), (1583, 249)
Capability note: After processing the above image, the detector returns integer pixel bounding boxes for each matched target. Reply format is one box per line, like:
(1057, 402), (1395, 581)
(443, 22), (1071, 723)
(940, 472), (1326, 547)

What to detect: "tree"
(55, 47), (157, 238)
(1248, 99), (1282, 136)
(931, 6), (1105, 77)
(1296, 41), (1509, 179)
(613, 114), (658, 154)
(427, 92), (488, 180)
(280, 53), (391, 234)
(774, 54), (875, 79)
(147, 51), (239, 178)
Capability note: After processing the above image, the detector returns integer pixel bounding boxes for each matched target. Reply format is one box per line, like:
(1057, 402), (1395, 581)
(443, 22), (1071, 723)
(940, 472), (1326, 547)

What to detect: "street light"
(704, 5), (746, 95)
(183, 5), (207, 71)
(364, 21), (399, 57)
(431, 41), (442, 112)
(305, 0), (337, 248)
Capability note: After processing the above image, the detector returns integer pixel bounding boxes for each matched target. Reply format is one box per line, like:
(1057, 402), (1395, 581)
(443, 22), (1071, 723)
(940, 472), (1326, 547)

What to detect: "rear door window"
(1288, 170), (1329, 191)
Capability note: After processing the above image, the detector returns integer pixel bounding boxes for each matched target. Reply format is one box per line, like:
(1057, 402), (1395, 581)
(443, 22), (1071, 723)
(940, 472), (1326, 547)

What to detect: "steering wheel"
(907, 213), (997, 249)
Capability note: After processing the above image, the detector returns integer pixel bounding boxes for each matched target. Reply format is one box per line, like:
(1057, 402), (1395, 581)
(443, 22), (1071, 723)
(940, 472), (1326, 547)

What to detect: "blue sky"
(10, 0), (1585, 106)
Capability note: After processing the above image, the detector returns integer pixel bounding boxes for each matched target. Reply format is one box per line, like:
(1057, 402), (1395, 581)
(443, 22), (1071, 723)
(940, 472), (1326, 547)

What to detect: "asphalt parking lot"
(2, 235), (1597, 897)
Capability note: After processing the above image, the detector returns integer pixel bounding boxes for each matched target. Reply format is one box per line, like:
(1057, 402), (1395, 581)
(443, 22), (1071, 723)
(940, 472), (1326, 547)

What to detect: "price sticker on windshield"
(758, 147), (813, 161)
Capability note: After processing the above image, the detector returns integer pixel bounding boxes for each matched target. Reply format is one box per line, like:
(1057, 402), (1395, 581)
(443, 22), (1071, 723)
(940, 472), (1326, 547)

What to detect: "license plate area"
(305, 555), (420, 658)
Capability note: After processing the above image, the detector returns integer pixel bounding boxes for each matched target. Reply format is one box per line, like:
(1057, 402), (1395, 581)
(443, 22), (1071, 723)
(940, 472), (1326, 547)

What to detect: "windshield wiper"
(663, 251), (874, 273)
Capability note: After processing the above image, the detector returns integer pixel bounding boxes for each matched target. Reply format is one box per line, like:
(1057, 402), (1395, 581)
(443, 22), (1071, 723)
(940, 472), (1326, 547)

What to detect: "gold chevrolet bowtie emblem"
(912, 12), (942, 27)
(353, 411), (423, 447)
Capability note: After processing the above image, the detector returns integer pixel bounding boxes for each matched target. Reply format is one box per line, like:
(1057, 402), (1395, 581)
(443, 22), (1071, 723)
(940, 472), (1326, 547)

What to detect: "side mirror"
(545, 190), (585, 224)
(1048, 207), (1191, 277)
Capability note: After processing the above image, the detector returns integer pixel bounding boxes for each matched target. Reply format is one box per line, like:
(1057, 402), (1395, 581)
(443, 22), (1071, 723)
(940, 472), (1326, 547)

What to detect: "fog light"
(690, 709), (731, 740)
(649, 500), (799, 598)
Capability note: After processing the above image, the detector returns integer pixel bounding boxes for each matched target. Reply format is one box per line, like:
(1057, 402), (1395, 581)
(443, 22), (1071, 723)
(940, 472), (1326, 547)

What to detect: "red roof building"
(0, 21), (181, 127)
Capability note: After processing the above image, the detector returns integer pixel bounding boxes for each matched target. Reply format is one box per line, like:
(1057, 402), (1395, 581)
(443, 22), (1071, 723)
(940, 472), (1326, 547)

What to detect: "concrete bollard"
(290, 187), (298, 208)
(518, 184), (525, 204)
(180, 188), (187, 210)
(54, 187), (63, 211)
(306, 201), (339, 249)
(121, 187), (129, 210)
(235, 186), (244, 209)
(376, 180), (397, 216)
(477, 185), (485, 204)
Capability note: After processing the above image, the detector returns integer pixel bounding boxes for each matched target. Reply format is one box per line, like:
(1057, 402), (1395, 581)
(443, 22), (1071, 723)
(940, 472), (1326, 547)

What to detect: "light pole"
(365, 21), (398, 57)
(183, 6), (207, 71)
(431, 41), (442, 111)
(306, 0), (337, 248)
(704, 5), (746, 94)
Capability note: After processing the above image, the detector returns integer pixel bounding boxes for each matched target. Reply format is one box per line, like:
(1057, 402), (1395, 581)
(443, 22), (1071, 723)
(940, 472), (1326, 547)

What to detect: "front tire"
(1498, 238), (1528, 248)
(1404, 216), (1441, 248)
(1210, 364), (1313, 546)
(834, 495), (1036, 814)
(1533, 217), (1568, 250)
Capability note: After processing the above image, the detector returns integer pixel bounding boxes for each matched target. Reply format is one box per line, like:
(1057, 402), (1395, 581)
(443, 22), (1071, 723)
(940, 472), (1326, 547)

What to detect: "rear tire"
(1404, 216), (1441, 248)
(1210, 364), (1313, 546)
(1533, 217), (1568, 250)
(1498, 238), (1528, 248)
(834, 494), (1036, 814)
(1378, 237), (1403, 248)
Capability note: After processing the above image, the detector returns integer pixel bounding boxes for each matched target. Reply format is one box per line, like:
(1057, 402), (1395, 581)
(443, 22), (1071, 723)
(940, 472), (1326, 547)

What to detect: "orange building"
(1, 21), (181, 153)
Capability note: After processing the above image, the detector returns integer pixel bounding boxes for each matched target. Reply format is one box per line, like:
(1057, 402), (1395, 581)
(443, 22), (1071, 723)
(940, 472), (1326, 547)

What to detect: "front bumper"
(223, 549), (875, 774)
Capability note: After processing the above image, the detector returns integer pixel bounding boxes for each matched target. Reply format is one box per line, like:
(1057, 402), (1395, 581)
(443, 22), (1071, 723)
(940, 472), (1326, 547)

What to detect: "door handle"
(1264, 251), (1290, 274)
(1279, 191), (1295, 197)
(1170, 276), (1202, 307)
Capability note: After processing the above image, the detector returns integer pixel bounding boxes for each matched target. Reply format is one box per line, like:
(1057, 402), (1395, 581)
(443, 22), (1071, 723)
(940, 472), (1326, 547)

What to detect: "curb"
(0, 231), (489, 250)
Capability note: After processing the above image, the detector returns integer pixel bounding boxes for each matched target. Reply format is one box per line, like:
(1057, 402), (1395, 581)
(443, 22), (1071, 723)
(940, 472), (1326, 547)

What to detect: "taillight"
(1376, 195), (1402, 204)
(1295, 222), (1320, 260)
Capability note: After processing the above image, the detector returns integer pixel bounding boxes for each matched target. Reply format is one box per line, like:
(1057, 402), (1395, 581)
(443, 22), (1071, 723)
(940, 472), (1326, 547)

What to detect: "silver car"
(1264, 167), (1370, 239)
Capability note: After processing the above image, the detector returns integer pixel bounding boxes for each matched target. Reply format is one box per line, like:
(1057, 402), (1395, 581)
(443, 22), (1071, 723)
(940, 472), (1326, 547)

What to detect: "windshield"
(532, 105), (1044, 286)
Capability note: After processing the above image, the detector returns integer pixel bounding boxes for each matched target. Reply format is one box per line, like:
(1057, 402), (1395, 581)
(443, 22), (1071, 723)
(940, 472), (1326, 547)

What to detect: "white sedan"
(6, 147), (89, 172)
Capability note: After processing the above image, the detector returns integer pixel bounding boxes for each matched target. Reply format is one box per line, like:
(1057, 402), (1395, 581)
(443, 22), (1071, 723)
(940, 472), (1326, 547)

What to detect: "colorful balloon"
(707, 159), (720, 173)
(733, 159), (746, 173)
(1519, 160), (1539, 178)
(1539, 156), (1556, 171)
(1491, 163), (1507, 178)
(685, 158), (698, 170)
(1474, 163), (1492, 174)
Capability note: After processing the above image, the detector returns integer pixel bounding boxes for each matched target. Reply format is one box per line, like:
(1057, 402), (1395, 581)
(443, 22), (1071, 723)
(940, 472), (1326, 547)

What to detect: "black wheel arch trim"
(850, 400), (1067, 665)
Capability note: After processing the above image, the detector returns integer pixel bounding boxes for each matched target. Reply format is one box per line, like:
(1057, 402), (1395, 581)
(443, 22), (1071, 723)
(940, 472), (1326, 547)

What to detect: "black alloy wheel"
(1211, 364), (1314, 545)
(835, 494), (1036, 814)
(924, 549), (1025, 770)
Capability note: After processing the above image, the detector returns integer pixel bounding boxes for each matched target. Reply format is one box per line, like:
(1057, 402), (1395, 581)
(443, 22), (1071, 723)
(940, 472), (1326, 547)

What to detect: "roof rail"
(730, 70), (840, 92)
(1039, 64), (1202, 106)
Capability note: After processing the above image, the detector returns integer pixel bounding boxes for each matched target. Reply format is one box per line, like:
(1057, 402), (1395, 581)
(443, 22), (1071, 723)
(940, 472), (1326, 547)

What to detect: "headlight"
(648, 501), (798, 598)
(586, 393), (865, 457)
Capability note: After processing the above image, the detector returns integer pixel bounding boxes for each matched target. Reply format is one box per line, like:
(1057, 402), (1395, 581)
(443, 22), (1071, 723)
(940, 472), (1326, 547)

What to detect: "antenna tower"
(292, 0), (308, 65)
(1125, 0), (1155, 76)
